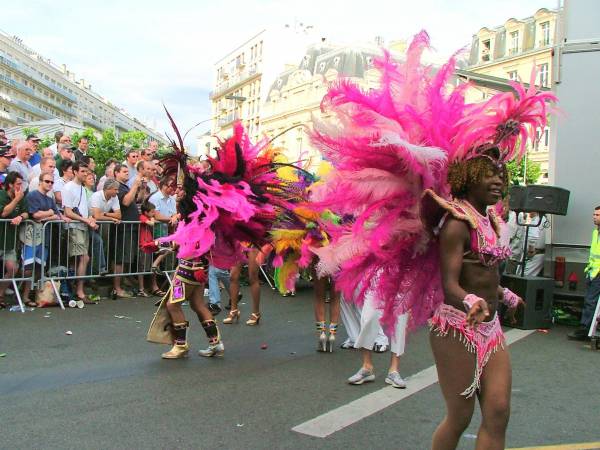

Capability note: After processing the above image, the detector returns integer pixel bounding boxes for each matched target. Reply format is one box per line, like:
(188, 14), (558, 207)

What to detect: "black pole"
(520, 224), (530, 277)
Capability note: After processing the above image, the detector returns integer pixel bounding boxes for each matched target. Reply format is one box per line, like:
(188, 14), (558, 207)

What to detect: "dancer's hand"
(466, 299), (490, 327)
(505, 296), (525, 326)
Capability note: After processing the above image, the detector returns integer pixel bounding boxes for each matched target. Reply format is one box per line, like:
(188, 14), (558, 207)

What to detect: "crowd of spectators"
(0, 129), (178, 309)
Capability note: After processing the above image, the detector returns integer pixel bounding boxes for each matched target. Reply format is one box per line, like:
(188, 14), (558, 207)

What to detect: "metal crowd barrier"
(0, 219), (177, 312)
(0, 219), (39, 312)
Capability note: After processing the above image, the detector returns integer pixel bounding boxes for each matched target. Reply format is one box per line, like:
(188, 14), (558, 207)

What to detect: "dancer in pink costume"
(309, 31), (555, 449)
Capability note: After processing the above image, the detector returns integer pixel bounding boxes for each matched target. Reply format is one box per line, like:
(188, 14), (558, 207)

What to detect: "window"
(538, 63), (549, 87)
(508, 70), (518, 81)
(544, 129), (549, 146)
(481, 39), (491, 62)
(541, 22), (551, 46)
(510, 31), (519, 54)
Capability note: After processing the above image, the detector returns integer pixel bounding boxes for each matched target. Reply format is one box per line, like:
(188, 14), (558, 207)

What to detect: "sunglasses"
(43, 180), (55, 184)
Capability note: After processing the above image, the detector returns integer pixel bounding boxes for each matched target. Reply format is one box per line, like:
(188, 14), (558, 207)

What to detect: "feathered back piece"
(161, 119), (297, 260)
(309, 31), (557, 333)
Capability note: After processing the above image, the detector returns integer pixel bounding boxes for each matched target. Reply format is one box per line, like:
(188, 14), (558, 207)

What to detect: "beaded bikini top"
(425, 190), (511, 267)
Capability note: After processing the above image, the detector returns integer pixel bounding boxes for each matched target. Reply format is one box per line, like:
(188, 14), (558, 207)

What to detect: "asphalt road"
(1, 284), (599, 450)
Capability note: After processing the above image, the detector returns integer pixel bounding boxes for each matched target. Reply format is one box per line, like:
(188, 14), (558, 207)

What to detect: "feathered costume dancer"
(269, 169), (340, 295)
(147, 115), (298, 358)
(310, 31), (556, 393)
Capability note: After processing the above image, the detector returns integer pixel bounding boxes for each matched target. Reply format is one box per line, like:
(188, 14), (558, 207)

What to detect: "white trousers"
(340, 295), (389, 346)
(354, 289), (408, 357)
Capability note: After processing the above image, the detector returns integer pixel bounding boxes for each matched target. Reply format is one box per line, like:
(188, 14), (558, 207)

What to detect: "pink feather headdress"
(309, 31), (557, 333)
(160, 118), (296, 261)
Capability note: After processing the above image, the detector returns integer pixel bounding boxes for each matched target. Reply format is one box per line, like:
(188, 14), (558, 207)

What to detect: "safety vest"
(585, 229), (600, 278)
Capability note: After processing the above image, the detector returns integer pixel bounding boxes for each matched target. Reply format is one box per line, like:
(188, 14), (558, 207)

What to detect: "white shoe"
(340, 338), (355, 349)
(385, 371), (407, 389)
(348, 368), (375, 385)
(68, 300), (77, 308)
(198, 341), (224, 357)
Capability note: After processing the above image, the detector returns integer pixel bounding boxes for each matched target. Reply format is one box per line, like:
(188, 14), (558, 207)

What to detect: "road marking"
(507, 443), (600, 450)
(292, 328), (535, 438)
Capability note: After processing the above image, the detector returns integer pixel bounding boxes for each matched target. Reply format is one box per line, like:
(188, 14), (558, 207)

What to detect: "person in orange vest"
(568, 206), (600, 341)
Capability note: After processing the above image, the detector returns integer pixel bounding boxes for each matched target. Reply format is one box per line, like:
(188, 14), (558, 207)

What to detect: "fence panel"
(40, 220), (177, 306)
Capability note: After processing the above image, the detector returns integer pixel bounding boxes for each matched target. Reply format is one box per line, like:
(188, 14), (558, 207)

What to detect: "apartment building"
(207, 25), (315, 153)
(0, 30), (165, 142)
(466, 8), (558, 182)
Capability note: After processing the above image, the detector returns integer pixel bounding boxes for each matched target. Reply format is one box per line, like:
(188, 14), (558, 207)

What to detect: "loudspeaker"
(500, 274), (554, 329)
(509, 185), (570, 215)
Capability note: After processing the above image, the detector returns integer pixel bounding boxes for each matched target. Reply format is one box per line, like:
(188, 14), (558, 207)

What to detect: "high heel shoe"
(246, 312), (261, 326)
(316, 321), (327, 352)
(327, 323), (338, 353)
(223, 309), (240, 324)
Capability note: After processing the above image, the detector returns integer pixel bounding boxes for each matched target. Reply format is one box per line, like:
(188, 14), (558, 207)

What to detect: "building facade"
(0, 30), (165, 142)
(466, 8), (558, 182)
(207, 26), (316, 153)
(260, 42), (390, 171)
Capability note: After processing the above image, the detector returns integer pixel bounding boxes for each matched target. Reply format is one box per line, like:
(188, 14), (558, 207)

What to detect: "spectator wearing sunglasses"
(21, 172), (66, 303)
(28, 157), (59, 198)
(124, 149), (139, 183)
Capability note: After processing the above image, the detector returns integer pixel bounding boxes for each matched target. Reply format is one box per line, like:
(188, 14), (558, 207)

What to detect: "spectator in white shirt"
(29, 157), (59, 196)
(149, 177), (178, 222)
(8, 142), (33, 191)
(97, 158), (117, 192)
(54, 160), (75, 209)
(62, 161), (98, 304)
(48, 131), (63, 157)
(90, 179), (132, 297)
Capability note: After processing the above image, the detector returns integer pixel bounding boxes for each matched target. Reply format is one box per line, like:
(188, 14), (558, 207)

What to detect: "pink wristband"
(463, 294), (484, 311)
(502, 288), (520, 308)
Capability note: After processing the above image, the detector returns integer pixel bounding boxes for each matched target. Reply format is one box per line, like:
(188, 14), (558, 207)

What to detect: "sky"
(2, 0), (557, 148)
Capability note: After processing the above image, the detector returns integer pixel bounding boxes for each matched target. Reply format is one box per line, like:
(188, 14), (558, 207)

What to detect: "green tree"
(39, 136), (53, 149)
(92, 129), (124, 176)
(21, 126), (40, 137)
(506, 155), (542, 185)
(119, 130), (147, 149)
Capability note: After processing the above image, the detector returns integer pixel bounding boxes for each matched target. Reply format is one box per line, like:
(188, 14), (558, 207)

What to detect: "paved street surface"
(1, 283), (599, 450)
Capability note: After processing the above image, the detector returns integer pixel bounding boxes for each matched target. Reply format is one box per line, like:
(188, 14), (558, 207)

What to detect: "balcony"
(508, 48), (520, 56)
(210, 65), (260, 99)
(0, 110), (17, 123)
(14, 99), (53, 119)
(83, 116), (105, 131)
(115, 118), (130, 130)
(217, 112), (241, 127)
(0, 54), (78, 102)
(0, 73), (76, 117)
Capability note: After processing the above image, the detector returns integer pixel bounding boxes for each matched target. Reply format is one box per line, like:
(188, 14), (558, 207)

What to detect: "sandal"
(138, 291), (150, 297)
(150, 288), (166, 297)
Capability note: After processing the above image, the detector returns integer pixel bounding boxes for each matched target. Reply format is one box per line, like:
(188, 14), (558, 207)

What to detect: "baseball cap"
(26, 134), (41, 141)
(0, 144), (14, 157)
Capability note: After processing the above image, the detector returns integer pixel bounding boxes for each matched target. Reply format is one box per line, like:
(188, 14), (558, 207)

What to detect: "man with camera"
(62, 161), (98, 306)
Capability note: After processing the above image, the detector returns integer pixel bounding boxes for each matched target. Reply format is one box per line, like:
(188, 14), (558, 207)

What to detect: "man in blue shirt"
(26, 134), (42, 167)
